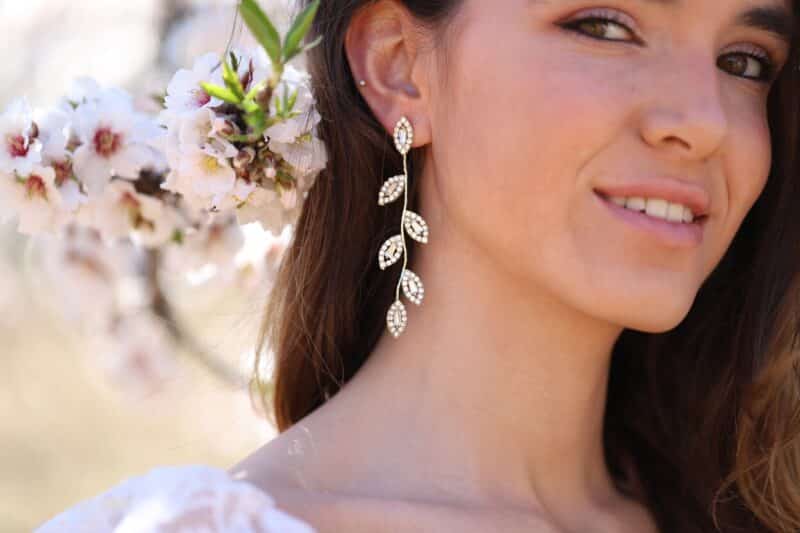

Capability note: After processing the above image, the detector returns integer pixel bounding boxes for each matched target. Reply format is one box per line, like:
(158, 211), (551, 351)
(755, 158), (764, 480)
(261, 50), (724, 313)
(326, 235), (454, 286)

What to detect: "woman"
(37, 0), (800, 531)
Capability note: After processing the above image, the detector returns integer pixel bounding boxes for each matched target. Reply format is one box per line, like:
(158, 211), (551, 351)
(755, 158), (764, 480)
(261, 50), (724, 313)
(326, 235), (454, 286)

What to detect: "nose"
(638, 51), (729, 161)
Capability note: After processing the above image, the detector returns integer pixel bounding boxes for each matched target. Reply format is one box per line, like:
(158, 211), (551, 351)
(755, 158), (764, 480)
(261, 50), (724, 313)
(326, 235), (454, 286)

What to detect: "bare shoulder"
(230, 461), (561, 532)
(229, 439), (559, 532)
(227, 433), (651, 533)
(229, 481), (562, 533)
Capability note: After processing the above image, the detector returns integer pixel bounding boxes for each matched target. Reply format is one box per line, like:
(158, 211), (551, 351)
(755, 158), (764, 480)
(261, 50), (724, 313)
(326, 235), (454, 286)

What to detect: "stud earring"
(377, 116), (428, 338)
(358, 79), (367, 87)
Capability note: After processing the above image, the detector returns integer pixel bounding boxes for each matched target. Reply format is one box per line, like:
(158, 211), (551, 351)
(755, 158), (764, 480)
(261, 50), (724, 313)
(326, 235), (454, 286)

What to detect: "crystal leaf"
(378, 234), (404, 270)
(378, 175), (405, 206)
(403, 211), (429, 244)
(386, 300), (407, 338)
(401, 269), (424, 305)
(393, 116), (413, 155)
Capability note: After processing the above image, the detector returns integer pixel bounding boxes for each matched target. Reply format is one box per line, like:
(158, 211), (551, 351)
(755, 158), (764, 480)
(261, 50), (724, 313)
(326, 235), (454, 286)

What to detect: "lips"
(594, 191), (706, 248)
(593, 177), (711, 218)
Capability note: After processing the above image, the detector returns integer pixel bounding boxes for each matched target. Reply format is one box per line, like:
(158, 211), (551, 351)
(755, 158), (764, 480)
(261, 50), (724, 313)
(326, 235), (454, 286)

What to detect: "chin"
(616, 295), (697, 334)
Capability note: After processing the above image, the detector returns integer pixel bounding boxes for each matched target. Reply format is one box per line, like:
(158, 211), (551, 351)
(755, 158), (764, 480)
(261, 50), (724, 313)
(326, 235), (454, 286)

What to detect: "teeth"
(645, 198), (668, 218)
(609, 195), (695, 223)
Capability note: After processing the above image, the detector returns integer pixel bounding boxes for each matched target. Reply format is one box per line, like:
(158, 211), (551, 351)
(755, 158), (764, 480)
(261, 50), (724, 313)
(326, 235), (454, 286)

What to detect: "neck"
(298, 197), (625, 519)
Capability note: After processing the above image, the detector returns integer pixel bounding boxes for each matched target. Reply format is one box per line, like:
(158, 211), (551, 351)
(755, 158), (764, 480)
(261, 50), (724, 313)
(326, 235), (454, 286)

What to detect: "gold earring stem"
(395, 150), (410, 303)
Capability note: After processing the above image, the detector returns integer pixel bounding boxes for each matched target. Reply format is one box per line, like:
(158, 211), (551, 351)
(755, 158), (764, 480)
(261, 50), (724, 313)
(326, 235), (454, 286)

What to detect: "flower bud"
(255, 87), (273, 109)
(233, 147), (256, 170)
(215, 119), (239, 138)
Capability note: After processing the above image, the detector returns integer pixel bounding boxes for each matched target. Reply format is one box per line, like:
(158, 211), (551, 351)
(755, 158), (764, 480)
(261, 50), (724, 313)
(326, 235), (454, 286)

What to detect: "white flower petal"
(111, 144), (153, 178)
(73, 144), (113, 196)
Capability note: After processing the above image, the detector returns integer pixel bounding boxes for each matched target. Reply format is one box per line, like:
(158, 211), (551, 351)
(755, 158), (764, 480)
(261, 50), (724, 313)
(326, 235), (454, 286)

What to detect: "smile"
(594, 190), (707, 248)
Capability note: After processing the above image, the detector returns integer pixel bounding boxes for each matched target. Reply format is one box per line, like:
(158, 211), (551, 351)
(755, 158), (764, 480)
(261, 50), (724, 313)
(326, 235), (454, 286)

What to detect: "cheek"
(430, 27), (630, 276)
(729, 109), (772, 216)
(710, 105), (772, 263)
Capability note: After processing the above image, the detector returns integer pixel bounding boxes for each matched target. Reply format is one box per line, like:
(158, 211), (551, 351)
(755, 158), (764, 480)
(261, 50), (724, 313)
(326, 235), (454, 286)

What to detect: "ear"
(345, 0), (432, 148)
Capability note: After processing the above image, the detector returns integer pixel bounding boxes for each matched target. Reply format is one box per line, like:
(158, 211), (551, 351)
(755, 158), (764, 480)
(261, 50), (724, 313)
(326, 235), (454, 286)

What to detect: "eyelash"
(559, 10), (778, 84)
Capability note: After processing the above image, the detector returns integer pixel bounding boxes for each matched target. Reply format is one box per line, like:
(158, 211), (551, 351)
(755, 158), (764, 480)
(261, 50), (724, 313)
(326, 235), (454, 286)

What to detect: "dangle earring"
(377, 116), (429, 338)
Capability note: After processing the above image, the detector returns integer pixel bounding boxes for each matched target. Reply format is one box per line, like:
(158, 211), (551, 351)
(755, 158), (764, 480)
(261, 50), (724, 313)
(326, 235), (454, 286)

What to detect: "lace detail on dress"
(34, 464), (316, 533)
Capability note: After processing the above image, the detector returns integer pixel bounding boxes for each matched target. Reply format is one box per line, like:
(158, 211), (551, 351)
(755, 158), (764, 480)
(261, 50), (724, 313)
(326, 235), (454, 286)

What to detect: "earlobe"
(344, 0), (431, 147)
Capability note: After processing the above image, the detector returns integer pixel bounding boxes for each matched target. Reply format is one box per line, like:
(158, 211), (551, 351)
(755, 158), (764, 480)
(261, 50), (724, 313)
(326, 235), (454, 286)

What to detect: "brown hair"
(251, 1), (800, 531)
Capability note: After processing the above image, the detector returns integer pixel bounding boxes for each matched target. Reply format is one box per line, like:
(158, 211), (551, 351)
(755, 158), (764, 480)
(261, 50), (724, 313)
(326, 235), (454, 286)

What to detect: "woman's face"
(423, 0), (793, 332)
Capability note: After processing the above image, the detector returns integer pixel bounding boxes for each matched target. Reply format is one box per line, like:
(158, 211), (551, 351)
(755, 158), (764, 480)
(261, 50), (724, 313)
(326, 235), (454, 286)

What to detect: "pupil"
(721, 56), (747, 75)
(583, 21), (606, 37)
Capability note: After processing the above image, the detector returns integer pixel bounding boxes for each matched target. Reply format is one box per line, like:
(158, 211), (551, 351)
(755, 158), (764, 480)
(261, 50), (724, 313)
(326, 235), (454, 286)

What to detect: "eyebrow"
(735, 5), (795, 45)
(638, 0), (795, 45)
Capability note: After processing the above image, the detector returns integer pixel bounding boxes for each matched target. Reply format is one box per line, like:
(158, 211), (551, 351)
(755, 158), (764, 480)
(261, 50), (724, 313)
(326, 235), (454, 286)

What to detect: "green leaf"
(286, 88), (298, 112)
(282, 85), (290, 110)
(245, 80), (267, 102)
(241, 99), (261, 114)
(239, 0), (282, 67)
(222, 58), (245, 100)
(244, 110), (266, 133)
(200, 82), (241, 104)
(226, 133), (258, 143)
(282, 0), (320, 63)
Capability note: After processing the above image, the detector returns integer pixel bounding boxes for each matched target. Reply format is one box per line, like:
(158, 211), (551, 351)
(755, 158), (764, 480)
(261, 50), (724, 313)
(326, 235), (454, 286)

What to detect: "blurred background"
(0, 1), (297, 530)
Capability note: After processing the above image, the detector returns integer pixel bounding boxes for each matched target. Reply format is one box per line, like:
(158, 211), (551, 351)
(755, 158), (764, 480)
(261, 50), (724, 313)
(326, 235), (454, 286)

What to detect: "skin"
(231, 0), (792, 531)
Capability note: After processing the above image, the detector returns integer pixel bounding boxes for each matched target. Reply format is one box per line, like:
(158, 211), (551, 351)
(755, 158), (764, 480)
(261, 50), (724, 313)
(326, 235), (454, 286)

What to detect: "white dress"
(34, 464), (316, 532)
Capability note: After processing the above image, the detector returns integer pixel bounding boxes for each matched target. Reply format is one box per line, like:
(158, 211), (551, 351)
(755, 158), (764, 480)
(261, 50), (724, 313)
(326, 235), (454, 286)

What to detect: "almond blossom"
(34, 107), (90, 220)
(84, 180), (184, 248)
(234, 186), (298, 236)
(0, 97), (42, 176)
(262, 64), (327, 190)
(164, 52), (224, 116)
(162, 212), (245, 280)
(2, 0), (330, 396)
(89, 311), (179, 399)
(177, 145), (238, 203)
(37, 226), (139, 326)
(71, 98), (160, 196)
(233, 222), (291, 289)
(268, 135), (327, 183)
(264, 65), (320, 144)
(60, 76), (132, 113)
(0, 164), (63, 235)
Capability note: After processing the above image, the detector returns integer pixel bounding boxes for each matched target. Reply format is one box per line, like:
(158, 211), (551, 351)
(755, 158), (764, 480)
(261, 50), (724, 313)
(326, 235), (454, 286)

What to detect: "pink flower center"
(120, 191), (141, 210)
(93, 128), (122, 157)
(119, 190), (153, 231)
(25, 175), (48, 201)
(7, 134), (29, 158)
(52, 160), (73, 186)
(193, 87), (211, 107)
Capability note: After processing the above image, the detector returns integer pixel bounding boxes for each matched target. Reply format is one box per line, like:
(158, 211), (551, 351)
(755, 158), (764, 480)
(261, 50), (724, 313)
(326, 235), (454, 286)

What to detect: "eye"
(559, 12), (779, 85)
(717, 51), (776, 84)
(559, 10), (639, 43)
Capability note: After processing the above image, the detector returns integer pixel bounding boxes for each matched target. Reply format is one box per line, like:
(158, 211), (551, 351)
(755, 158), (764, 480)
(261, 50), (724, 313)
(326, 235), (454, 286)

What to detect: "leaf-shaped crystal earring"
(377, 116), (428, 338)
